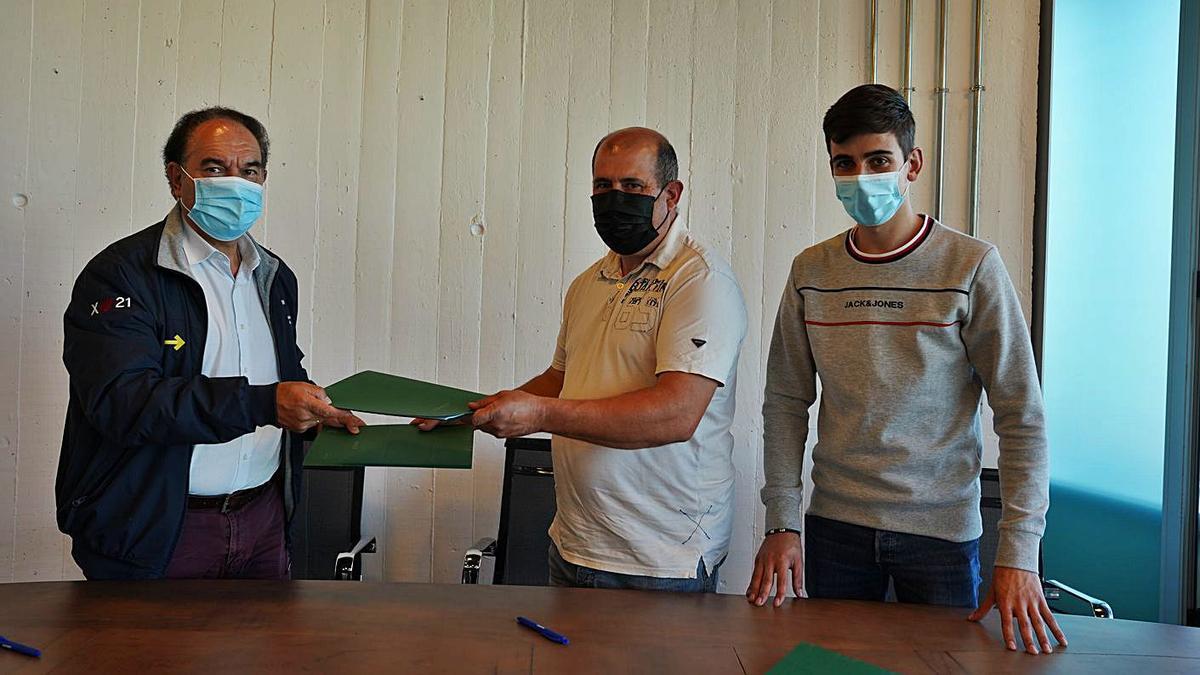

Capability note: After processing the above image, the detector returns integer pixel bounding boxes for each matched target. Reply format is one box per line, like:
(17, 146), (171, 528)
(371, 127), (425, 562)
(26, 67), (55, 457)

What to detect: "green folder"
(325, 370), (484, 420)
(304, 424), (474, 469)
(766, 643), (894, 675)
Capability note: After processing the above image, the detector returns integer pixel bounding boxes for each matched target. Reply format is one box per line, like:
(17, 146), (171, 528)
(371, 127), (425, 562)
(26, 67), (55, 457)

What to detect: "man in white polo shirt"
(462, 127), (747, 591)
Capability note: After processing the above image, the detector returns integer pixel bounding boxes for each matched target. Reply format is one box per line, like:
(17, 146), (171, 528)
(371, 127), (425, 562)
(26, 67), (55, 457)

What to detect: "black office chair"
(292, 457), (377, 581)
(462, 437), (556, 585)
(978, 468), (1112, 618)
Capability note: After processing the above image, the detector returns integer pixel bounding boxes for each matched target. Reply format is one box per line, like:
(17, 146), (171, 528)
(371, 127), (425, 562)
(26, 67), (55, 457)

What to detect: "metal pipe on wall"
(903, 0), (915, 101)
(1031, 0), (1054, 374)
(935, 0), (949, 221)
(869, 0), (879, 82)
(969, 0), (986, 237)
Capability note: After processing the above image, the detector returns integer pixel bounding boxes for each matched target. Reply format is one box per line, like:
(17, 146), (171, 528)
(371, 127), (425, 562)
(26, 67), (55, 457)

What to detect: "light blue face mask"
(833, 165), (910, 227)
(180, 167), (264, 241)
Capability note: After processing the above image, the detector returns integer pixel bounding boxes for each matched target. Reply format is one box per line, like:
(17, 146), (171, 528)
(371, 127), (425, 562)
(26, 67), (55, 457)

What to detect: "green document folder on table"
(766, 643), (893, 675)
(305, 424), (474, 469)
(305, 370), (484, 469)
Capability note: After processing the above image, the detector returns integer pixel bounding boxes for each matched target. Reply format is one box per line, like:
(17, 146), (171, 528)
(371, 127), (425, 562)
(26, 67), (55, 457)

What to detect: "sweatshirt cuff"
(249, 383), (279, 428)
(764, 496), (803, 532)
(994, 528), (1042, 573)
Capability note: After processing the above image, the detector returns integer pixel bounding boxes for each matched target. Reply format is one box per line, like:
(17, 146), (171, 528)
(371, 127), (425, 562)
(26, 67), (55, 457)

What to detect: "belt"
(187, 478), (274, 514)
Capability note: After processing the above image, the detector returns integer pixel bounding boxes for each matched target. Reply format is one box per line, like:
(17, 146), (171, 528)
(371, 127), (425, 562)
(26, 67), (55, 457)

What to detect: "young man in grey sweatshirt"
(745, 84), (1067, 656)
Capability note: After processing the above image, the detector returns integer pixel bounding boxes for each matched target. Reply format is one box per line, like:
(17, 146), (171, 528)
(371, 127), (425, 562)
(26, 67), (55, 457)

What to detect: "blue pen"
(516, 616), (569, 645)
(0, 636), (41, 658)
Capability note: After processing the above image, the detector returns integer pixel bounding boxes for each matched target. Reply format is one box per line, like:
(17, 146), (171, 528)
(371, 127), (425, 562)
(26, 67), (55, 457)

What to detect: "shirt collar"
(180, 217), (260, 275)
(845, 214), (933, 265)
(598, 215), (689, 280)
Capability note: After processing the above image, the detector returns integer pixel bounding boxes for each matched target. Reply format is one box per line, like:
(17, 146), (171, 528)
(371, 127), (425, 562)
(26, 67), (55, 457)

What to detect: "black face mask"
(591, 186), (667, 255)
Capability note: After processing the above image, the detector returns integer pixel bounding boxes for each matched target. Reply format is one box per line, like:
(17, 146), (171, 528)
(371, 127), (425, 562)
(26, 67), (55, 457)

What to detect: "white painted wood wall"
(0, 0), (1039, 590)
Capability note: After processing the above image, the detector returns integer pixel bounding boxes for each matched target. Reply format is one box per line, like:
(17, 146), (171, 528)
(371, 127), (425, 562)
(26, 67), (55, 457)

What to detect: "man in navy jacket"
(57, 107), (362, 580)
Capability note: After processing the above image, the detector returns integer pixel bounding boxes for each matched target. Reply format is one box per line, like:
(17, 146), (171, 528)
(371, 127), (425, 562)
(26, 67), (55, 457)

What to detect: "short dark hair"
(162, 106), (270, 170)
(822, 84), (915, 157)
(592, 130), (679, 188)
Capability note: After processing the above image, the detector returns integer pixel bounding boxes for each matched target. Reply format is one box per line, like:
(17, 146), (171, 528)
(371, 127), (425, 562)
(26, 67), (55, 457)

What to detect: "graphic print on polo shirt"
(610, 276), (668, 333)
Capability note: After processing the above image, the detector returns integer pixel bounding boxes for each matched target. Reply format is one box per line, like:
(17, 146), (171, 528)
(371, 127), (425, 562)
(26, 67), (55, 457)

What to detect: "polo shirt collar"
(598, 214), (689, 280)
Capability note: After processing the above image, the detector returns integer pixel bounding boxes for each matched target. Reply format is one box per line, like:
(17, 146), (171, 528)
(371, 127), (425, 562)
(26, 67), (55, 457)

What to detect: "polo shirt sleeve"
(551, 319), (568, 372)
(551, 275), (577, 372)
(654, 265), (747, 386)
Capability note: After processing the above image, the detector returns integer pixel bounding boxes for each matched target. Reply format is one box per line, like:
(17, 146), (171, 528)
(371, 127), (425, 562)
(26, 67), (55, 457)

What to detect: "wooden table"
(1, 581), (1197, 673)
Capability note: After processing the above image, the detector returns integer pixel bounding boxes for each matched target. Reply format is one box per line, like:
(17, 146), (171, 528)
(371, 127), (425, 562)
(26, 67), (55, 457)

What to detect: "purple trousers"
(164, 479), (289, 580)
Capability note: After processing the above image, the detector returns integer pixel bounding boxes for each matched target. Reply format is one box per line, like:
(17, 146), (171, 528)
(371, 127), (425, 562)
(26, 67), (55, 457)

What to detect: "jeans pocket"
(577, 567), (597, 587)
(701, 556), (725, 593)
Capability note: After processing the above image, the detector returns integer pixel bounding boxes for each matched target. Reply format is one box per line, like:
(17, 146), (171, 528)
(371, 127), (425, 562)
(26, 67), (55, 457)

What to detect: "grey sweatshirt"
(761, 218), (1049, 573)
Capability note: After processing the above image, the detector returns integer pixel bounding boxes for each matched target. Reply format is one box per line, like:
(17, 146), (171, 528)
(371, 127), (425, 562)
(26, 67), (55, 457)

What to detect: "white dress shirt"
(181, 221), (282, 496)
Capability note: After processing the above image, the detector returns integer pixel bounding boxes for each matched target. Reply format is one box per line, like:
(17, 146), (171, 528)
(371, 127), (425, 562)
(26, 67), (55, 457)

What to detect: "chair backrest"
(293, 465), (365, 579)
(493, 437), (556, 585)
(978, 468), (1003, 594)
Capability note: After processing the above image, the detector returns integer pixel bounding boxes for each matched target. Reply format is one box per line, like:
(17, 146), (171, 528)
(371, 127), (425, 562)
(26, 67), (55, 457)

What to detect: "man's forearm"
(516, 367), (565, 398)
(540, 392), (687, 449)
(761, 399), (808, 532)
(538, 374), (715, 449)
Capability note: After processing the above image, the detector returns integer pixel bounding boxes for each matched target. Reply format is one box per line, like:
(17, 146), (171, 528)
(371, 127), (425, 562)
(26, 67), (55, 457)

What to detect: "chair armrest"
(1044, 578), (1114, 619)
(461, 537), (497, 584)
(334, 536), (377, 581)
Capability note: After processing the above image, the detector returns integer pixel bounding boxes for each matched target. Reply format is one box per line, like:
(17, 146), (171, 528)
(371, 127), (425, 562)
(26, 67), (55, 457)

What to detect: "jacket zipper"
(155, 266), (207, 573)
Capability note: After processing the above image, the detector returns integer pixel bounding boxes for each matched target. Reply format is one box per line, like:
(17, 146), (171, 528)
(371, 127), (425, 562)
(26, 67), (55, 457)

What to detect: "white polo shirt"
(548, 219), (748, 579)
(181, 221), (282, 496)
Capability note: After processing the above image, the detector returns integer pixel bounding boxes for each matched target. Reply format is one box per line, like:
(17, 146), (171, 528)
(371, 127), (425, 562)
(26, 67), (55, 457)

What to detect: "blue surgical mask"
(180, 167), (264, 241)
(834, 166), (909, 227)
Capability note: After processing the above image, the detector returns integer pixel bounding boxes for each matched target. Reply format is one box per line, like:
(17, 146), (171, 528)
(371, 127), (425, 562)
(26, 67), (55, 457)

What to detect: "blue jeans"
(804, 514), (981, 608)
(548, 543), (721, 593)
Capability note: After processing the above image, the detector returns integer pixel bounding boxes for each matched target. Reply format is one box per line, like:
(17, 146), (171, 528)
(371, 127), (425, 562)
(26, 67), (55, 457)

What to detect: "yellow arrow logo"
(164, 335), (186, 351)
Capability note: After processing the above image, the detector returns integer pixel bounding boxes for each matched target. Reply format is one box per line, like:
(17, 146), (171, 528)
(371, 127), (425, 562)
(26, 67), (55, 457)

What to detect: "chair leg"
(1044, 579), (1114, 619)
(334, 536), (377, 581)
(462, 538), (497, 585)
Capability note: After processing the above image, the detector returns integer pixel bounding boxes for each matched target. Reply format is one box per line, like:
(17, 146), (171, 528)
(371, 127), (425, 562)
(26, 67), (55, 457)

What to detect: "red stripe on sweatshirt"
(805, 320), (960, 328)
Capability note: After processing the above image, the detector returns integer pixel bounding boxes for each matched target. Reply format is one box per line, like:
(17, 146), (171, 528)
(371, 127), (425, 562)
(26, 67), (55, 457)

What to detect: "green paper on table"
(325, 370), (484, 420)
(304, 424), (474, 469)
(766, 643), (894, 675)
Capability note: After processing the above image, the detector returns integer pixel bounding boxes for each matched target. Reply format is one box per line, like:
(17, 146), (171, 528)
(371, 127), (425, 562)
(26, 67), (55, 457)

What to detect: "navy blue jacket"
(57, 209), (309, 579)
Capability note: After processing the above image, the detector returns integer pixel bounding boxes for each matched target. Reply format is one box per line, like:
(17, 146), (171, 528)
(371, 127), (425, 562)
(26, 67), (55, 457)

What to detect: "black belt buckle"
(191, 479), (268, 513)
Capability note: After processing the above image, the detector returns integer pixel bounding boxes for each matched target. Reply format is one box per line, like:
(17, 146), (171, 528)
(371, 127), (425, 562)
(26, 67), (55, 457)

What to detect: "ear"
(166, 163), (184, 201)
(906, 147), (924, 182)
(664, 180), (685, 211)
